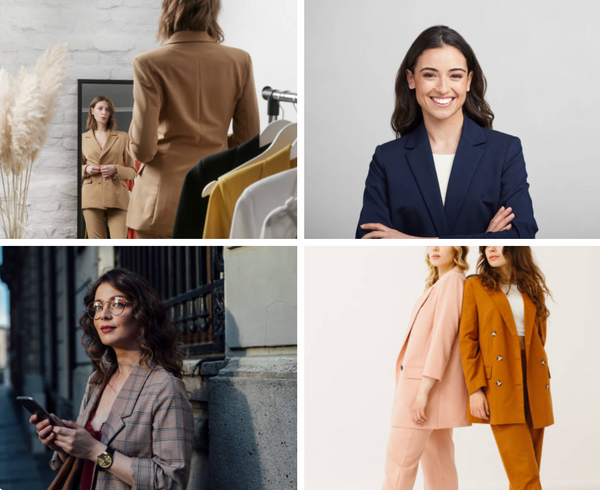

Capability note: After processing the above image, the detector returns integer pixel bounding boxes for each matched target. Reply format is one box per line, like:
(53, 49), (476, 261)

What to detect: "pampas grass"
(0, 44), (68, 238)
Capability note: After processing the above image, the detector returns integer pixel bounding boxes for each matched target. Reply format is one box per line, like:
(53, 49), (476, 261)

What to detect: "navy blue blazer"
(356, 114), (538, 238)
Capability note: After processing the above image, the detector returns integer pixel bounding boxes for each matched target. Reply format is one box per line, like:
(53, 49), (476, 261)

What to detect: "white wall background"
(0, 0), (296, 238)
(305, 246), (600, 489)
(305, 0), (600, 238)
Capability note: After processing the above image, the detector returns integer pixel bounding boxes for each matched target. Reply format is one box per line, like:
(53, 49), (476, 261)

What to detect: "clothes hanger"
(259, 119), (291, 147)
(202, 123), (297, 197)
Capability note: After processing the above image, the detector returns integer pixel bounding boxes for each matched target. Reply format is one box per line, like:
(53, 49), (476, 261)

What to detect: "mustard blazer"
(81, 130), (137, 211)
(459, 276), (554, 428)
(127, 31), (261, 235)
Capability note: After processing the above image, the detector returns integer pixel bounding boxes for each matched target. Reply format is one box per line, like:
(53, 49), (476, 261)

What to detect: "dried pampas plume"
(0, 43), (69, 238)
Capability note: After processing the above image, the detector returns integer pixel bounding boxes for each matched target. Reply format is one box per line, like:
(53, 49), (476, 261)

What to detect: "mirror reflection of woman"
(127, 0), (260, 238)
(82, 96), (137, 239)
(460, 246), (553, 489)
(383, 247), (469, 490)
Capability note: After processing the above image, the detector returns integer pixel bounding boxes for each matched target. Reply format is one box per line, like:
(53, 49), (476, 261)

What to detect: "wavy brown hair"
(392, 25), (494, 137)
(157, 0), (224, 44)
(477, 247), (552, 321)
(87, 95), (117, 131)
(424, 246), (469, 289)
(79, 268), (183, 386)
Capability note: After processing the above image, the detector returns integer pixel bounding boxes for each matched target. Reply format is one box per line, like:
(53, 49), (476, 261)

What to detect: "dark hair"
(477, 247), (552, 322)
(391, 25), (494, 137)
(79, 268), (183, 385)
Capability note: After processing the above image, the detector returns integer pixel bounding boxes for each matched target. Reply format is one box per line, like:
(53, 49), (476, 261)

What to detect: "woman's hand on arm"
(359, 223), (437, 239)
(486, 206), (514, 233)
(412, 375), (436, 425)
(469, 389), (490, 420)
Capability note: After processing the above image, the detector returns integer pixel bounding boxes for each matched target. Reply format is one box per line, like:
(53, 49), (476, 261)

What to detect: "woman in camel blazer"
(127, 0), (260, 238)
(460, 246), (553, 490)
(82, 96), (137, 239)
(383, 247), (470, 490)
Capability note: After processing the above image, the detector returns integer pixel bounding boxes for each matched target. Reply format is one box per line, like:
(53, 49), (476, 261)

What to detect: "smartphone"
(16, 396), (66, 427)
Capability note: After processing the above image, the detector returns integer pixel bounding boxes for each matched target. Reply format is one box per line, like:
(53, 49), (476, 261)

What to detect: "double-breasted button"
(545, 384), (549, 389)
(492, 331), (497, 337)
(541, 360), (546, 365)
(497, 355), (503, 361)
(400, 365), (403, 371)
(496, 380), (502, 386)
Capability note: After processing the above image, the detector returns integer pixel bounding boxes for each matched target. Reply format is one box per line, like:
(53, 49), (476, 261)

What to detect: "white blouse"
(503, 283), (525, 337)
(432, 153), (455, 205)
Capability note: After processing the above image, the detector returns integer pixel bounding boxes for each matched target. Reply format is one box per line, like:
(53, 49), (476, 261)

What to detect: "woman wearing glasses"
(29, 268), (193, 490)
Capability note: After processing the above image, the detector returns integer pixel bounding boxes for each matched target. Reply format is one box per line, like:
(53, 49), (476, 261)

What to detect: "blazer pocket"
(484, 365), (492, 380)
(82, 179), (92, 185)
(404, 366), (422, 380)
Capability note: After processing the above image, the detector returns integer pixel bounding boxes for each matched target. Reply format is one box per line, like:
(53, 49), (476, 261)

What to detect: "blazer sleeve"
(539, 318), (547, 347)
(440, 137), (538, 239)
(227, 52), (260, 149)
(81, 143), (89, 180)
(129, 56), (161, 164)
(130, 376), (194, 490)
(355, 145), (394, 238)
(422, 273), (464, 381)
(459, 278), (488, 395)
(114, 134), (137, 180)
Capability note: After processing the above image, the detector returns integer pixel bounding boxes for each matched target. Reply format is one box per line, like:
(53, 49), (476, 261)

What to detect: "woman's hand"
(29, 413), (66, 456)
(486, 206), (514, 233)
(360, 223), (434, 239)
(470, 389), (490, 420)
(52, 419), (105, 461)
(86, 165), (101, 175)
(100, 165), (117, 178)
(412, 393), (429, 425)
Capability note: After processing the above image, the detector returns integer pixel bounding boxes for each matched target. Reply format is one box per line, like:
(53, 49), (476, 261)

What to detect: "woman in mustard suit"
(127, 0), (260, 238)
(82, 95), (137, 239)
(383, 246), (470, 490)
(460, 246), (553, 490)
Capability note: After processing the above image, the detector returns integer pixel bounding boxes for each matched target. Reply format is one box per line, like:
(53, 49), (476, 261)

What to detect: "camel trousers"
(83, 208), (127, 239)
(490, 348), (545, 490)
(382, 427), (458, 490)
(134, 230), (171, 239)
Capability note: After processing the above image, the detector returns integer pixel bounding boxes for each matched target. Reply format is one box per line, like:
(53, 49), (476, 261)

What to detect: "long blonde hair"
(157, 0), (224, 44)
(425, 247), (469, 289)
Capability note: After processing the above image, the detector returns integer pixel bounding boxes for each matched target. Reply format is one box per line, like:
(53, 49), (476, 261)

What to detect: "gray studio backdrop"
(305, 0), (600, 238)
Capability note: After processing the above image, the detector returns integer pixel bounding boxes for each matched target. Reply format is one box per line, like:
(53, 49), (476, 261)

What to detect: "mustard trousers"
(83, 208), (127, 239)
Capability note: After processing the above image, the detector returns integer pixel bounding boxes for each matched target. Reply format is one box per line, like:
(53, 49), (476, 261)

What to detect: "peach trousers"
(490, 348), (545, 490)
(382, 427), (458, 490)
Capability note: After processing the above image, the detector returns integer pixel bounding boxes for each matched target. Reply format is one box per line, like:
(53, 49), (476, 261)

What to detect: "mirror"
(77, 79), (134, 238)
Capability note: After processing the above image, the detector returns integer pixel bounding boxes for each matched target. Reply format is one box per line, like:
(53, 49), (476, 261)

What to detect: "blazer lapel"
(99, 132), (119, 162)
(404, 123), (448, 236)
(522, 292), (536, 357)
(76, 381), (102, 427)
(398, 285), (435, 349)
(444, 115), (486, 233)
(101, 361), (157, 446)
(485, 287), (518, 339)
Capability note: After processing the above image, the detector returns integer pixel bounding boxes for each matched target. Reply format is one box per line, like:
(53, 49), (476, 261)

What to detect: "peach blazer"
(81, 130), (136, 211)
(391, 268), (469, 429)
(459, 276), (554, 428)
(127, 31), (260, 236)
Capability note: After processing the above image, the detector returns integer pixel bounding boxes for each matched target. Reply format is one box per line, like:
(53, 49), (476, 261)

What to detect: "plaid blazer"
(50, 362), (193, 489)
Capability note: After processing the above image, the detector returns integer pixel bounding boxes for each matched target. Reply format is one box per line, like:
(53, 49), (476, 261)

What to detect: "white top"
(229, 168), (297, 239)
(432, 153), (455, 205)
(503, 283), (525, 337)
(261, 195), (297, 238)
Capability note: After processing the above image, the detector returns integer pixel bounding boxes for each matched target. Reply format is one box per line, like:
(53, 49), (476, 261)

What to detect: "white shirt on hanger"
(229, 168), (297, 239)
(432, 153), (455, 205)
(261, 195), (297, 239)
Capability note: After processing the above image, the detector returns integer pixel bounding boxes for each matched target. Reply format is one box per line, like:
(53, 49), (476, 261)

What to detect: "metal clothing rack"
(262, 86), (298, 123)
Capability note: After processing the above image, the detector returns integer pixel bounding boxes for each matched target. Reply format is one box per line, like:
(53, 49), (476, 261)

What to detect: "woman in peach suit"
(383, 246), (470, 490)
(460, 246), (553, 490)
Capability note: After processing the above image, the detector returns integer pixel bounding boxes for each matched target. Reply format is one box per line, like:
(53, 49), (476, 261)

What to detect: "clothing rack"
(262, 86), (298, 123)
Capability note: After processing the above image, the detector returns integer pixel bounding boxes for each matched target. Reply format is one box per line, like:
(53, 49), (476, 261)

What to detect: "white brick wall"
(0, 0), (162, 238)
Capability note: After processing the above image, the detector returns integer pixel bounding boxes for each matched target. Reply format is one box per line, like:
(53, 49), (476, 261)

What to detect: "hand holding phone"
(16, 396), (65, 427)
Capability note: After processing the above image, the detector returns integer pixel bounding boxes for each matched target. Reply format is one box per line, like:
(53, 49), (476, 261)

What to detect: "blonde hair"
(86, 95), (117, 131)
(425, 247), (469, 289)
(157, 0), (224, 44)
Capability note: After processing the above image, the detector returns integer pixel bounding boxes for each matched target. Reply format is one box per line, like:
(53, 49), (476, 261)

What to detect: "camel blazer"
(127, 30), (260, 235)
(81, 130), (137, 211)
(50, 362), (194, 489)
(459, 276), (554, 428)
(391, 268), (469, 429)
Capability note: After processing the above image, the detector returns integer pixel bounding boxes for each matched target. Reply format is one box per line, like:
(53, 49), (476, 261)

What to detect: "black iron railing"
(114, 247), (225, 356)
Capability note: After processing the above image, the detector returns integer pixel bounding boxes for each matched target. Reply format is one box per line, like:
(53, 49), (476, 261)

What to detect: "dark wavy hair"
(392, 25), (494, 137)
(79, 268), (183, 385)
(477, 247), (552, 322)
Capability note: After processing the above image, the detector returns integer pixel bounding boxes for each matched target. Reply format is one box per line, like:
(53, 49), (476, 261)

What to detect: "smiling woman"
(356, 25), (538, 239)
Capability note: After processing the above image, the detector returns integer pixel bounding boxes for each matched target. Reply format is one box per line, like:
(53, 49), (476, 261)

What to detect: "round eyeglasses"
(87, 297), (132, 319)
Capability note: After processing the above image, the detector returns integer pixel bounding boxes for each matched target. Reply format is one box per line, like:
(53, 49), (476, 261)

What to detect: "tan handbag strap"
(47, 455), (84, 490)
